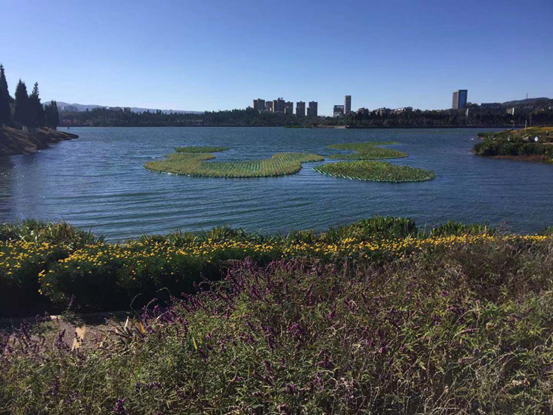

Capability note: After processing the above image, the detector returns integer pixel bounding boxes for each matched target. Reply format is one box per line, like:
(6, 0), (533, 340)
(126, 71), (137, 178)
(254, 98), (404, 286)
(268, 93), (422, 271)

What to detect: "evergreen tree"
(14, 80), (30, 128)
(0, 64), (11, 126)
(44, 101), (59, 129)
(28, 82), (45, 128)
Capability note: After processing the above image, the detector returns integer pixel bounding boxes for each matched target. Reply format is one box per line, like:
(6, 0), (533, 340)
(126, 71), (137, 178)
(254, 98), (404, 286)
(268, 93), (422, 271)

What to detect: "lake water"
(1, 127), (552, 240)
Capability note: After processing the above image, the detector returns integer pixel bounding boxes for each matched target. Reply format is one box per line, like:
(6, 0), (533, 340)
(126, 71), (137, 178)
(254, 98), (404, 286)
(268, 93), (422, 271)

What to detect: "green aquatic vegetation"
(328, 141), (407, 159)
(315, 160), (435, 182)
(175, 146), (229, 153)
(146, 148), (324, 178)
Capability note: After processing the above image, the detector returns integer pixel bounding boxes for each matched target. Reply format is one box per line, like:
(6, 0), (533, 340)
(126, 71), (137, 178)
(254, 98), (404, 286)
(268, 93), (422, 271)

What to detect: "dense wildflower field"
(145, 146), (324, 177)
(315, 160), (436, 182)
(2, 220), (553, 413)
(327, 141), (407, 160)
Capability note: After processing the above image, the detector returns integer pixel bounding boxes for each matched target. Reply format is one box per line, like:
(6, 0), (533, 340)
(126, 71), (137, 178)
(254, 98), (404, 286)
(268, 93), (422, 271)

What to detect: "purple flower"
(113, 398), (126, 414)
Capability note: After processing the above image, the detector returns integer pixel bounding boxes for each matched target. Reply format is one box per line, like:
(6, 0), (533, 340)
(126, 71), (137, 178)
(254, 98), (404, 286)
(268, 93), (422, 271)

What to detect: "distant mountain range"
(53, 102), (203, 114)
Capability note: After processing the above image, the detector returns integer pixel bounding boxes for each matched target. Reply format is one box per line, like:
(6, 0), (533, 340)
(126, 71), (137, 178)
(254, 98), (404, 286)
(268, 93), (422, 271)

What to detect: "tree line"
(58, 106), (553, 128)
(0, 64), (59, 130)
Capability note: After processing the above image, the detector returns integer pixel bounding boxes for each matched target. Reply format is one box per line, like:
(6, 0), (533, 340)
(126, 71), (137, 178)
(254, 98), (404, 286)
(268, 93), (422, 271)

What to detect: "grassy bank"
(315, 160), (436, 182)
(0, 126), (78, 156)
(328, 141), (407, 160)
(145, 147), (324, 178)
(2, 222), (553, 413)
(474, 127), (553, 162)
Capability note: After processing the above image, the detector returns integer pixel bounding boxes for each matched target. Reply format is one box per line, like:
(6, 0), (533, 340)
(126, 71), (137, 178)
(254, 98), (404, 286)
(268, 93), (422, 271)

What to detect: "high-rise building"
(452, 90), (468, 110)
(296, 101), (306, 116)
(284, 101), (293, 115)
(357, 108), (369, 118)
(253, 99), (266, 112)
(272, 98), (285, 113)
(307, 101), (318, 117)
(266, 101), (274, 112)
(376, 107), (390, 117)
(333, 105), (345, 117)
(344, 95), (352, 115)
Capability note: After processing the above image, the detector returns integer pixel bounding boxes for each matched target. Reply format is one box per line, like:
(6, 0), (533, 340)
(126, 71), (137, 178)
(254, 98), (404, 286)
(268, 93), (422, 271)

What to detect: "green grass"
(175, 146), (229, 153)
(327, 141), (407, 160)
(315, 160), (435, 182)
(146, 148), (324, 178)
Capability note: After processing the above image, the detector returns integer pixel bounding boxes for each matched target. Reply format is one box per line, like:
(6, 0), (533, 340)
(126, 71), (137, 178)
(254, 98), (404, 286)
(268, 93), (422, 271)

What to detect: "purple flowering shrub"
(2, 236), (553, 413)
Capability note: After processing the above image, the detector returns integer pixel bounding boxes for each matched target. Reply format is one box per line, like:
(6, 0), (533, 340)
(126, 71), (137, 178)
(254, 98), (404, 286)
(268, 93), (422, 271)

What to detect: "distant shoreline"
(58, 124), (531, 129)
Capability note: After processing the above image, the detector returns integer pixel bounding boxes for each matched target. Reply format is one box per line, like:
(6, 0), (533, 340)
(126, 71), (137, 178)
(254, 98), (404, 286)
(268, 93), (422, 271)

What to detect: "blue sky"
(1, 0), (552, 115)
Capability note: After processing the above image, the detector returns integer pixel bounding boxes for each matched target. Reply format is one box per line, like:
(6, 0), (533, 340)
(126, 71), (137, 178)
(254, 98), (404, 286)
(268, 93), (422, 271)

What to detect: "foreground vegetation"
(315, 160), (436, 182)
(328, 141), (407, 160)
(474, 127), (553, 162)
(0, 217), (541, 317)
(2, 219), (553, 413)
(145, 147), (324, 178)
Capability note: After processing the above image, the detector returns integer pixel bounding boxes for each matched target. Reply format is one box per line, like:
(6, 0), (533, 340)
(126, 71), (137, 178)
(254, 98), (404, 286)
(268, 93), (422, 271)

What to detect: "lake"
(1, 127), (552, 240)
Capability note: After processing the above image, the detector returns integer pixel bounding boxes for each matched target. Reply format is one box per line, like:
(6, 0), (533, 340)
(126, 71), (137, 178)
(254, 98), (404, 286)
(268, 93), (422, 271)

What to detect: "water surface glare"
(1, 127), (551, 240)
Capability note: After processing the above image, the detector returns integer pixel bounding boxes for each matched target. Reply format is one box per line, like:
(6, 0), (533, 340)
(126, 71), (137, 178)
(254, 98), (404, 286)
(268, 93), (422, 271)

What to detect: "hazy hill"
(501, 97), (552, 107)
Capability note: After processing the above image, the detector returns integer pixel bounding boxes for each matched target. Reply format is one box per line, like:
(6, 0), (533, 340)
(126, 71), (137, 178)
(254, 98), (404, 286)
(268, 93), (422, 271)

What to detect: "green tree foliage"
(0, 64), (11, 125)
(28, 82), (45, 128)
(44, 100), (60, 129)
(14, 80), (30, 128)
(57, 105), (553, 128)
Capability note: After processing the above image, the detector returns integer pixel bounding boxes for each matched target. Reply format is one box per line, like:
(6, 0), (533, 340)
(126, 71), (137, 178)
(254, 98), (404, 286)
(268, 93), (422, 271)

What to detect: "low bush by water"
(474, 127), (553, 161)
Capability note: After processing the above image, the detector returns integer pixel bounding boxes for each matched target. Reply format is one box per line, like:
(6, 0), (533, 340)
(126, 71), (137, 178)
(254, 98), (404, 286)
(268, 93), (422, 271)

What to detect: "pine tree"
(0, 64), (11, 126)
(44, 101), (59, 130)
(14, 80), (30, 128)
(28, 82), (45, 128)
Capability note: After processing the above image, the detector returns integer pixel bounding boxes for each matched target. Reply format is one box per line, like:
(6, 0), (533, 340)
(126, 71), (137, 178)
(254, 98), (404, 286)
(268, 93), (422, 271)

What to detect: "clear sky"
(1, 0), (552, 115)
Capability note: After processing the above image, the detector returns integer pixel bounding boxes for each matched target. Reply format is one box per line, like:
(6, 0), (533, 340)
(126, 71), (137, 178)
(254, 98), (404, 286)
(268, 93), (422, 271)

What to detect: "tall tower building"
(307, 101), (318, 117)
(253, 99), (265, 112)
(344, 95), (352, 115)
(452, 90), (468, 109)
(296, 101), (306, 116)
(273, 98), (285, 113)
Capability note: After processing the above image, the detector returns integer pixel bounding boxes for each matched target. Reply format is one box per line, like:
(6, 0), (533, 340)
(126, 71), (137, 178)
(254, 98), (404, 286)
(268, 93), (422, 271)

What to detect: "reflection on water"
(1, 127), (552, 241)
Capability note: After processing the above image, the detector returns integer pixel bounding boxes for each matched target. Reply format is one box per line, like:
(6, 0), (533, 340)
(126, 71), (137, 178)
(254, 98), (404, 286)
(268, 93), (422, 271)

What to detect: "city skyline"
(1, 0), (552, 115)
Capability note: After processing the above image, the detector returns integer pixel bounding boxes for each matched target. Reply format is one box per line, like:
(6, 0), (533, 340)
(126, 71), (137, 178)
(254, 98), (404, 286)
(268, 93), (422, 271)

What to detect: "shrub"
(2, 237), (553, 413)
